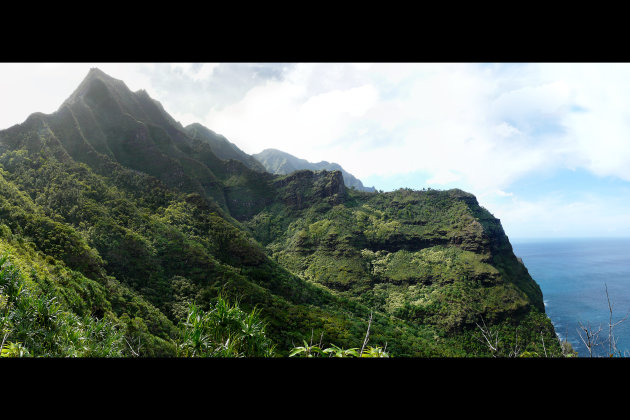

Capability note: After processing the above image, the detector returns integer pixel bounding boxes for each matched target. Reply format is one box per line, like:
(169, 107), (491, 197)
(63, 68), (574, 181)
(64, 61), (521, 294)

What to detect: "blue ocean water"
(511, 238), (630, 357)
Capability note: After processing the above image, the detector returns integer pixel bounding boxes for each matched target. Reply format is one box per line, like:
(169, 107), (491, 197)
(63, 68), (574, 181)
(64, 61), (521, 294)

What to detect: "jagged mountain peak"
(84, 67), (125, 86)
(62, 67), (131, 107)
(59, 68), (187, 139)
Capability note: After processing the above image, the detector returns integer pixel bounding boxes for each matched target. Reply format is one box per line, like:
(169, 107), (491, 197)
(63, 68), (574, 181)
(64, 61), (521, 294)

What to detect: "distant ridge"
(184, 123), (266, 173)
(253, 148), (375, 192)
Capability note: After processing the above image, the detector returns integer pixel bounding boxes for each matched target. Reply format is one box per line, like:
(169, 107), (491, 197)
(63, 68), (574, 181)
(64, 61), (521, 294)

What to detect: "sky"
(1, 62), (630, 240)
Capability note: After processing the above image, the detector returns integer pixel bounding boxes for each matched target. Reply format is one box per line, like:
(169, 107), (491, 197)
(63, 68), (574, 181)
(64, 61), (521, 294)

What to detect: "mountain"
(0, 68), (562, 357)
(254, 148), (376, 192)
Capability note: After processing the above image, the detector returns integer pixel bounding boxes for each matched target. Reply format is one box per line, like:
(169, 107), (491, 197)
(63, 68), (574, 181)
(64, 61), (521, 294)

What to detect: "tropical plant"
(0, 253), (125, 357)
(289, 342), (390, 358)
(288, 340), (324, 358)
(323, 343), (359, 358)
(176, 295), (276, 357)
(361, 346), (390, 358)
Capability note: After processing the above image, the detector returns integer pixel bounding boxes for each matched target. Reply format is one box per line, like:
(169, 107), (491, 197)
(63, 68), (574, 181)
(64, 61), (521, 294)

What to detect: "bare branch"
(577, 321), (603, 357)
(509, 327), (521, 358)
(475, 318), (499, 356)
(360, 311), (373, 357)
(605, 283), (630, 357)
(124, 336), (142, 357)
(1, 331), (8, 352)
(607, 283), (613, 356)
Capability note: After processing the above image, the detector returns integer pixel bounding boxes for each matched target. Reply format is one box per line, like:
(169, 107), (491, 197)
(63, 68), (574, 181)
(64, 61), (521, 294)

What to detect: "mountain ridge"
(184, 122), (267, 173)
(254, 148), (376, 192)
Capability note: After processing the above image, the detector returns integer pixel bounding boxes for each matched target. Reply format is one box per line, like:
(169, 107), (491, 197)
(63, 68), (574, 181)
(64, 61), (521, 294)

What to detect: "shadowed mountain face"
(184, 123), (267, 173)
(253, 148), (376, 192)
(0, 68), (560, 357)
(7, 68), (280, 221)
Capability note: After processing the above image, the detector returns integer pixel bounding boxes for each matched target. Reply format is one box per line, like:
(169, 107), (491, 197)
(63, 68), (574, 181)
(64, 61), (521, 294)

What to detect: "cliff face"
(246, 186), (546, 332)
(272, 169), (346, 210)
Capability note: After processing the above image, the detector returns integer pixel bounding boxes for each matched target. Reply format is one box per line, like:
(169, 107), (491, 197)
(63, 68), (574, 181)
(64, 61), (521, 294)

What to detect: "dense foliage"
(0, 254), (126, 357)
(176, 296), (275, 357)
(0, 251), (276, 358)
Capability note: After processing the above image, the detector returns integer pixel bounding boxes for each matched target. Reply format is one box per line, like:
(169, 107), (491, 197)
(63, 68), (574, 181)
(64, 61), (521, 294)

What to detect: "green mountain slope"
(248, 184), (543, 328)
(0, 68), (561, 357)
(254, 148), (376, 192)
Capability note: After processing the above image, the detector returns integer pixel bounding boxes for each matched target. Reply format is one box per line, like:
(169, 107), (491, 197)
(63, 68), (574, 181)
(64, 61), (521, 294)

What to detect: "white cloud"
(202, 76), (380, 160)
(301, 85), (378, 119)
(426, 170), (462, 186)
(169, 63), (195, 74)
(490, 80), (571, 127)
(169, 63), (219, 81)
(494, 122), (522, 138)
(530, 63), (630, 182)
(484, 193), (630, 239)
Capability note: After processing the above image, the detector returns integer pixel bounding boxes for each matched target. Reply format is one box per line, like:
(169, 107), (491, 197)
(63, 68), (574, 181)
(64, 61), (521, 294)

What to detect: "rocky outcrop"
(273, 169), (346, 210)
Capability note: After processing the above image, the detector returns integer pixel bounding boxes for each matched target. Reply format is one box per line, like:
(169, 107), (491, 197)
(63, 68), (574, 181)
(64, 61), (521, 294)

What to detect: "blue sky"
(362, 166), (630, 239)
(1, 63), (630, 239)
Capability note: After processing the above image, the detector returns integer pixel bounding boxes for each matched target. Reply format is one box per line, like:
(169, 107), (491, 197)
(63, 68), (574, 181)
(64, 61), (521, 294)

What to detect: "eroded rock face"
(273, 169), (346, 210)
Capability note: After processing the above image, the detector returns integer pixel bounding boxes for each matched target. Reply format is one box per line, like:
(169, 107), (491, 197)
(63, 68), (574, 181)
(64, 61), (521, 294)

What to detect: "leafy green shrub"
(289, 341), (389, 358)
(176, 295), (275, 357)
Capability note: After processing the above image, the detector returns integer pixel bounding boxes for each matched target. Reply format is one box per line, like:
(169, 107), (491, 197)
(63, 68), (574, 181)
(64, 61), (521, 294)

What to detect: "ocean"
(511, 237), (630, 357)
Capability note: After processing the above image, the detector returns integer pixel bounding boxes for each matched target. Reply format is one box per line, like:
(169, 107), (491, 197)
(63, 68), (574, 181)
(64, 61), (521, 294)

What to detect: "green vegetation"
(176, 296), (275, 357)
(289, 342), (389, 358)
(0, 250), (274, 358)
(0, 68), (565, 357)
(0, 254), (126, 357)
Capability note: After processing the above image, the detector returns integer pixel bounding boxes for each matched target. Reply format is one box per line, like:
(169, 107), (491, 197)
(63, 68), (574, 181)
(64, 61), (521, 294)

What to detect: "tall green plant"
(176, 295), (276, 357)
(289, 342), (389, 358)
